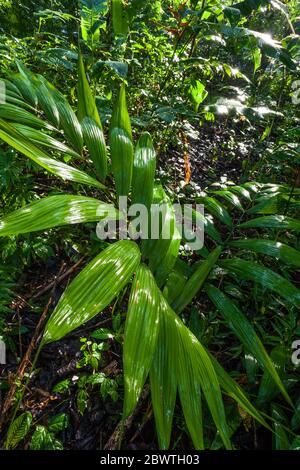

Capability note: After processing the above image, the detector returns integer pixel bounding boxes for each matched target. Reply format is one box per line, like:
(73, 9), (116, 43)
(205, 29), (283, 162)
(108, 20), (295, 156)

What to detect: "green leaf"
(93, 60), (128, 78)
(197, 196), (233, 227)
(207, 350), (270, 430)
(48, 413), (69, 432)
(229, 239), (300, 268)
(206, 285), (291, 406)
(42, 240), (141, 344)
(239, 215), (300, 231)
(149, 297), (178, 450)
(111, 0), (128, 36)
(82, 116), (107, 181)
(257, 345), (288, 406)
(220, 258), (300, 309)
(110, 127), (134, 198)
(5, 412), (32, 449)
(172, 246), (223, 314)
(176, 319), (204, 449)
(78, 52), (102, 127)
(272, 405), (291, 450)
(29, 425), (63, 450)
(162, 296), (232, 450)
(0, 119), (104, 189)
(109, 84), (133, 197)
(123, 264), (160, 417)
(163, 269), (187, 305)
(132, 132), (156, 210)
(110, 83), (132, 140)
(212, 190), (243, 210)
(0, 103), (51, 129)
(0, 195), (117, 237)
(79, 0), (108, 44)
(56, 99), (84, 154)
(13, 74), (38, 107)
(147, 189), (179, 277)
(12, 123), (81, 159)
(155, 226), (181, 288)
(189, 80), (208, 111)
(32, 75), (60, 126)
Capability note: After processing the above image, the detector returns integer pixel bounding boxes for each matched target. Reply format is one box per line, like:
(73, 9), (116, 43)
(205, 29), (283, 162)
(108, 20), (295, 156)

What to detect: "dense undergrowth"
(0, 0), (299, 451)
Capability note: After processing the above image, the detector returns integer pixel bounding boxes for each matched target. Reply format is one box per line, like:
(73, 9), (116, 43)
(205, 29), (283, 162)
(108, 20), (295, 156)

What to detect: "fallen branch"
(104, 386), (150, 450)
(0, 260), (69, 431)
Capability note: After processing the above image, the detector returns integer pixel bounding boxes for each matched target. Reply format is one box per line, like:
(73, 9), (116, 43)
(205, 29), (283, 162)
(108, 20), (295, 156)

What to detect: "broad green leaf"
(220, 258), (300, 309)
(172, 246), (223, 314)
(0, 119), (104, 189)
(230, 185), (251, 201)
(155, 226), (181, 288)
(207, 350), (270, 430)
(272, 405), (290, 450)
(163, 269), (187, 305)
(197, 196), (233, 227)
(79, 0), (108, 44)
(56, 99), (84, 154)
(110, 83), (132, 140)
(257, 345), (288, 406)
(212, 190), (243, 210)
(110, 127), (133, 198)
(247, 196), (278, 214)
(206, 285), (291, 405)
(29, 426), (63, 451)
(141, 185), (168, 260)
(239, 215), (300, 231)
(193, 209), (222, 243)
(0, 195), (117, 237)
(253, 48), (262, 74)
(48, 413), (69, 433)
(176, 317), (204, 449)
(31, 74), (60, 126)
(150, 296), (177, 450)
(148, 190), (178, 275)
(162, 297), (231, 450)
(109, 81), (133, 197)
(82, 116), (107, 181)
(132, 132), (156, 210)
(229, 239), (300, 268)
(5, 412), (32, 450)
(12, 74), (38, 107)
(123, 264), (160, 417)
(111, 0), (128, 35)
(77, 52), (102, 126)
(42, 240), (141, 344)
(12, 123), (81, 159)
(93, 60), (128, 78)
(0, 103), (51, 129)
(189, 80), (208, 111)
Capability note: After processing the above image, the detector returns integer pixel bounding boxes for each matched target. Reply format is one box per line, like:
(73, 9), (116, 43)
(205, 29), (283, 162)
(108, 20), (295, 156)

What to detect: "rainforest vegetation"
(0, 0), (299, 452)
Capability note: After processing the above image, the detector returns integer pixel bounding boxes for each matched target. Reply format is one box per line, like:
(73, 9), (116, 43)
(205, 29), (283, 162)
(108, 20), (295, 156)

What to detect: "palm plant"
(0, 54), (299, 450)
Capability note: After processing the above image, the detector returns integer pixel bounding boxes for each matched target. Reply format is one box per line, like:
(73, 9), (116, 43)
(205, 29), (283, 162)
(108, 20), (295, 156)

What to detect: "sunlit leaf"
(42, 240), (141, 344)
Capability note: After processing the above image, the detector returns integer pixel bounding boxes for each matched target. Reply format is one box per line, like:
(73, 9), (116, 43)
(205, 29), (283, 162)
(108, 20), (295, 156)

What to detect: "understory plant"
(0, 53), (299, 449)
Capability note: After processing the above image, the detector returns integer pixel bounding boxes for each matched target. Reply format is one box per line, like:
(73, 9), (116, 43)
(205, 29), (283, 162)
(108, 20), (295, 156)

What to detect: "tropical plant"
(0, 48), (299, 449)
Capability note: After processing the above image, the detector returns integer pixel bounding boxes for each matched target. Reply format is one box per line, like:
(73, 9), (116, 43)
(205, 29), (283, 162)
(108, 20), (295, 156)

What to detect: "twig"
(104, 386), (150, 450)
(0, 261), (66, 432)
(31, 257), (85, 300)
(0, 296), (53, 431)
